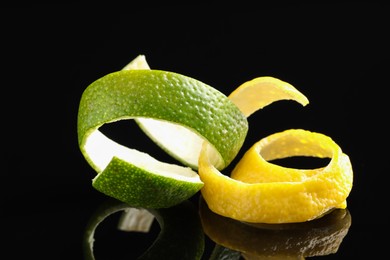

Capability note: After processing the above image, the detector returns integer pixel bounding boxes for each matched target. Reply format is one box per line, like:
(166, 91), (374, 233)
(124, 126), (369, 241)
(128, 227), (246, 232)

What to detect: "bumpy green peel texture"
(78, 69), (248, 171)
(77, 68), (248, 208)
(93, 157), (203, 208)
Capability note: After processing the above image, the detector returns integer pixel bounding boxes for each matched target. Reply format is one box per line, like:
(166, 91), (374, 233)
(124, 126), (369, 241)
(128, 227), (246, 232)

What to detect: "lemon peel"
(228, 76), (309, 117)
(199, 129), (353, 223)
(199, 76), (353, 223)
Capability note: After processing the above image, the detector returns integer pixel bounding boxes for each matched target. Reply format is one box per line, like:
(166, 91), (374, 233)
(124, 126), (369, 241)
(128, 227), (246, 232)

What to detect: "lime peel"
(77, 55), (248, 208)
(78, 69), (248, 170)
(124, 55), (214, 169)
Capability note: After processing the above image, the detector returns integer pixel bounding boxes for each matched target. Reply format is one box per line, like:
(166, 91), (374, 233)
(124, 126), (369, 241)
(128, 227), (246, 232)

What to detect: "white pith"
(84, 129), (202, 183)
(136, 117), (223, 170)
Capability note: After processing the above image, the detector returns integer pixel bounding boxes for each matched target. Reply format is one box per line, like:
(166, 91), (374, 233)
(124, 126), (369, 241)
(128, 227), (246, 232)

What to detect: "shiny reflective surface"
(84, 198), (205, 260)
(84, 196), (352, 259)
(3, 3), (389, 259)
(199, 196), (351, 259)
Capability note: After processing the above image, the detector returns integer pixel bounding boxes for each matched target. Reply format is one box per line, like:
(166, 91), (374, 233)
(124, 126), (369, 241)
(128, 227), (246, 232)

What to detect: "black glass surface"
(2, 3), (389, 259)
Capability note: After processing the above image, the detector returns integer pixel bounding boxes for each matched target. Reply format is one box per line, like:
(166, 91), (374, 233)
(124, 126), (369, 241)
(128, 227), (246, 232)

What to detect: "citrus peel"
(77, 55), (248, 208)
(199, 77), (353, 224)
(228, 76), (309, 117)
(199, 129), (353, 223)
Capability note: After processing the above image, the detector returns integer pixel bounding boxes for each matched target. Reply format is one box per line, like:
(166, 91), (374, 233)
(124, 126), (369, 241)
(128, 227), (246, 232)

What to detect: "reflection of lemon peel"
(199, 129), (353, 223)
(199, 196), (352, 258)
(84, 198), (204, 260)
(209, 244), (242, 259)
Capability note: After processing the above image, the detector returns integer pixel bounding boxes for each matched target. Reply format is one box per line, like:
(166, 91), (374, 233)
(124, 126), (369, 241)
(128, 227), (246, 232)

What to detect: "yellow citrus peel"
(199, 78), (353, 223)
(228, 76), (309, 117)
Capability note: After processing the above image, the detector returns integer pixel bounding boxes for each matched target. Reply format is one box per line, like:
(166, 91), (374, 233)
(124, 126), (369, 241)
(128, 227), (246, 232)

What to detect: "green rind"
(92, 157), (204, 208)
(77, 69), (248, 170)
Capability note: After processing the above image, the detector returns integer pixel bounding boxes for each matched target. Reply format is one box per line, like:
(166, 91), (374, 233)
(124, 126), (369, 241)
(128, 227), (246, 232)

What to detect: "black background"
(2, 2), (389, 259)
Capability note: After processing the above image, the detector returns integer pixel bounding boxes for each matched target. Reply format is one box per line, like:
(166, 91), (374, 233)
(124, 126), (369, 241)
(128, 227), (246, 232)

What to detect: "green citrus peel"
(77, 55), (247, 208)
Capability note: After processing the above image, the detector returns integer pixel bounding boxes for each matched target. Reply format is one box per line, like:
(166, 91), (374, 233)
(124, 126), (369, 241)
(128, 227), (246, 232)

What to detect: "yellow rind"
(199, 129), (353, 223)
(228, 76), (309, 117)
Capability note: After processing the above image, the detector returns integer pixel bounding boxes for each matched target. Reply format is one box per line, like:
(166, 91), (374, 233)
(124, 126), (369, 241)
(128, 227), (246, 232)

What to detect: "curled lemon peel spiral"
(199, 78), (353, 224)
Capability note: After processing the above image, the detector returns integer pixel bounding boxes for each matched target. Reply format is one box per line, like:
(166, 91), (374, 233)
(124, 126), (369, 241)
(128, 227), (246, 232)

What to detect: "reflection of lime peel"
(83, 199), (204, 260)
(117, 208), (155, 233)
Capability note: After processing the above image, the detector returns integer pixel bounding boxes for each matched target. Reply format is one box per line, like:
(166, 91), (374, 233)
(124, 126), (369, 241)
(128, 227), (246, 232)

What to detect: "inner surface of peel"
(84, 128), (200, 182)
